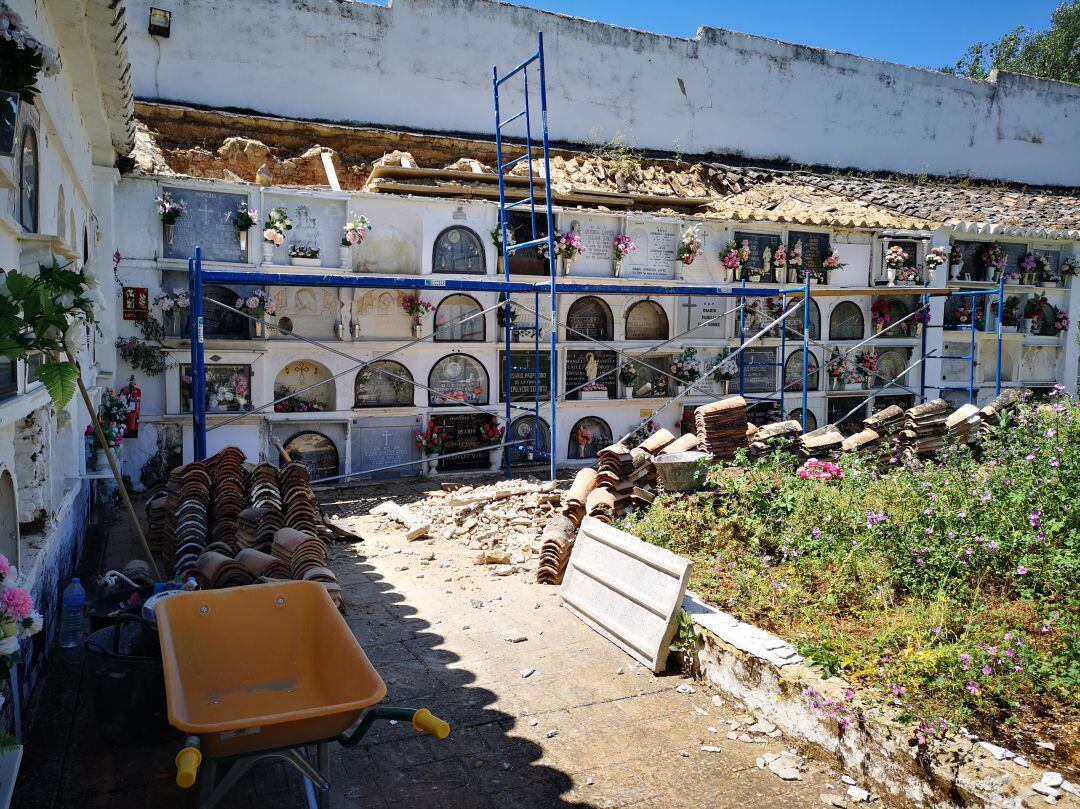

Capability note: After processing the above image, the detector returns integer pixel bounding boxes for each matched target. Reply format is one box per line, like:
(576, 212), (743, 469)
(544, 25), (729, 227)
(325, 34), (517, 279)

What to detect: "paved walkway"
(17, 482), (843, 808)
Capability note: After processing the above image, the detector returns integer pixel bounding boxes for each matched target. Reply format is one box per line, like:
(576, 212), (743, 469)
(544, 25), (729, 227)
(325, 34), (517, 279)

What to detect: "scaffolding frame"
(182, 32), (1006, 479)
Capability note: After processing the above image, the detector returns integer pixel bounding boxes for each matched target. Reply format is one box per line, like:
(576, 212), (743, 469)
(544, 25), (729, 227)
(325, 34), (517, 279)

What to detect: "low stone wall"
(684, 592), (1077, 808)
(2, 483), (90, 733)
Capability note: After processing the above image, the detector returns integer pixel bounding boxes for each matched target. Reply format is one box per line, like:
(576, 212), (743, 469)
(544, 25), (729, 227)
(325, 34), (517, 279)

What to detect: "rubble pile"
(376, 479), (564, 573)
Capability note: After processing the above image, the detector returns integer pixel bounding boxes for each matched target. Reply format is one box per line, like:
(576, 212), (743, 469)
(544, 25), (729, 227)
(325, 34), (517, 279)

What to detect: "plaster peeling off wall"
(14, 408), (52, 527)
(124, 0), (1080, 185)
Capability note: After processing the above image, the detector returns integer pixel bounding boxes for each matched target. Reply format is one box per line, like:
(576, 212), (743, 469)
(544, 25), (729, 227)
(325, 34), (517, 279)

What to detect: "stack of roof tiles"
(901, 399), (951, 455)
(584, 488), (615, 524)
(195, 550), (255, 588)
(748, 420), (802, 459)
(235, 548), (290, 580)
(163, 461), (211, 580)
(281, 462), (319, 535)
(207, 446), (246, 551)
(561, 468), (598, 527)
(946, 403), (983, 443)
(595, 428), (675, 516)
(235, 506), (282, 552)
(978, 389), (1023, 438)
(798, 424), (844, 459)
(863, 405), (905, 436)
(535, 515), (578, 586)
(272, 527), (336, 584)
(695, 396), (748, 460)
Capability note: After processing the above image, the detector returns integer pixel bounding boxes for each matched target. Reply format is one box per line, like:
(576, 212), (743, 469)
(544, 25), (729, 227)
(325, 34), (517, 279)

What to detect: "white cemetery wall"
(263, 192), (347, 267)
(126, 0), (1080, 185)
(421, 199), (498, 276)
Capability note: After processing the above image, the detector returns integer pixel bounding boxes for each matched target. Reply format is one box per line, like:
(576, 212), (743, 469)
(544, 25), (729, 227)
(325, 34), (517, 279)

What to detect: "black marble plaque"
(738, 348), (777, 393)
(735, 232), (783, 281)
(499, 351), (552, 402)
(788, 231), (830, 278)
(282, 432), (340, 480)
(565, 349), (617, 400)
(433, 413), (489, 470)
(162, 187), (248, 263)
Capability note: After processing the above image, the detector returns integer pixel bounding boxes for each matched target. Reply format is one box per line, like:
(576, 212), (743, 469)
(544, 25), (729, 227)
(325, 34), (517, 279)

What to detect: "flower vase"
(262, 242), (275, 263)
(1023, 317), (1033, 334)
(623, 387), (635, 399)
(340, 245), (351, 269)
(164, 223), (175, 245)
(413, 323), (423, 339)
(427, 458), (439, 477)
(886, 267), (896, 287)
(95, 448), (109, 470)
(253, 320), (265, 338)
(577, 443), (585, 460)
(950, 261), (961, 281)
(613, 259), (622, 278)
(722, 379), (731, 395)
(488, 448), (502, 472)
(238, 230), (248, 254)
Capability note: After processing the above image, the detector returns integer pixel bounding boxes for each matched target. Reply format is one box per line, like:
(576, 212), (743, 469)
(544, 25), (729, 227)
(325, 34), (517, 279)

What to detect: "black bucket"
(89, 585), (156, 633)
(84, 614), (180, 745)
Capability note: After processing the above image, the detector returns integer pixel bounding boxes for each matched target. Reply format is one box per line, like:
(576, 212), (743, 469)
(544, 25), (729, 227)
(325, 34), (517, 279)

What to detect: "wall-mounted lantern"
(148, 7), (172, 37)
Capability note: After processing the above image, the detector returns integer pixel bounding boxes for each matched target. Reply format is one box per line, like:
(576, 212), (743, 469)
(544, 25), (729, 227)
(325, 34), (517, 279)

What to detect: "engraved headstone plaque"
(788, 231), (830, 279)
(161, 187), (247, 263)
(565, 349), (617, 399)
(622, 219), (677, 280)
(498, 351), (552, 402)
(681, 296), (728, 338)
(282, 431), (340, 480)
(428, 354), (489, 406)
(563, 214), (619, 278)
(352, 415), (423, 479)
(625, 300), (668, 340)
(433, 413), (489, 470)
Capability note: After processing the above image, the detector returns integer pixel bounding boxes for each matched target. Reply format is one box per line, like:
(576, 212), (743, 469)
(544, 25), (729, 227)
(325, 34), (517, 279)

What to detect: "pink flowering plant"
(677, 226), (703, 265)
(624, 393), (1080, 748)
(341, 212), (372, 246)
(554, 230), (583, 262)
(612, 233), (636, 263)
(400, 295), (434, 326)
(154, 288), (190, 311)
(234, 289), (276, 316)
(0, 554), (42, 670)
(885, 245), (909, 270)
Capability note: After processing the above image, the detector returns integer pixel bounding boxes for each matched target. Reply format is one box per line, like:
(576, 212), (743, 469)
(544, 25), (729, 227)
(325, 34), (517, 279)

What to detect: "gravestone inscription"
(498, 351), (552, 402)
(433, 413), (489, 470)
(162, 187), (247, 263)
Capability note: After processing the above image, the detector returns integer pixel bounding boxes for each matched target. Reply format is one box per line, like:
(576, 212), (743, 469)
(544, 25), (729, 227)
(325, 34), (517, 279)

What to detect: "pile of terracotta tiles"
(863, 404), (905, 436)
(235, 548), (290, 579)
(271, 527), (336, 583)
(561, 468), (598, 527)
(979, 388), (1023, 438)
(798, 424), (844, 458)
(900, 398), (951, 455)
(536, 515), (578, 585)
(235, 506), (282, 552)
(281, 462), (319, 535)
(584, 488), (615, 523)
(695, 396), (748, 460)
(154, 461), (212, 580)
(748, 419), (802, 459)
(195, 550), (255, 587)
(946, 403), (983, 443)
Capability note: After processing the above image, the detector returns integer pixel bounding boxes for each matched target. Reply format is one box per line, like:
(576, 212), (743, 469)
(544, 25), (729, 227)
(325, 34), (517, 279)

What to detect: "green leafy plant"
(0, 260), (97, 409)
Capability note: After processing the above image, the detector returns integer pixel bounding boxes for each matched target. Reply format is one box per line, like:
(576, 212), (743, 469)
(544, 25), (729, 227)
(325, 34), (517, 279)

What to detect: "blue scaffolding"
(183, 32), (1005, 480)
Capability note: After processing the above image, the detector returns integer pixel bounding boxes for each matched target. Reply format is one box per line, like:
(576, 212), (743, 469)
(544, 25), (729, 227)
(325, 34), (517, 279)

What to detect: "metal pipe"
(538, 30), (559, 483)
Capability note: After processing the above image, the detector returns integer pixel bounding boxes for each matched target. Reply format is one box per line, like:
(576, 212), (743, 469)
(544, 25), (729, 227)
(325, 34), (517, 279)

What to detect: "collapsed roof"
(130, 101), (1080, 239)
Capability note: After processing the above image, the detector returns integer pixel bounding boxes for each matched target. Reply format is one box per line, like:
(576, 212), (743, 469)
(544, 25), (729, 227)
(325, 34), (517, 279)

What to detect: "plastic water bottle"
(59, 578), (88, 648)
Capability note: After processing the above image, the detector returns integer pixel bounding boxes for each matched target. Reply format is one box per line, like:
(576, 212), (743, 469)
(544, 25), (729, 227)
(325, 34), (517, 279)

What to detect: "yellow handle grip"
(175, 746), (202, 789)
(412, 708), (451, 739)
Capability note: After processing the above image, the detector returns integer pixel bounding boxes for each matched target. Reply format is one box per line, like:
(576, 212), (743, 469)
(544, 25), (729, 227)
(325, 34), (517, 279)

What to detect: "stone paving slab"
(15, 490), (850, 808)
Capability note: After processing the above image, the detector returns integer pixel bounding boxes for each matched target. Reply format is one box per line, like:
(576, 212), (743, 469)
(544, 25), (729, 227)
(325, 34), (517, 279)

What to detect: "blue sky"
(499, 1), (1061, 70)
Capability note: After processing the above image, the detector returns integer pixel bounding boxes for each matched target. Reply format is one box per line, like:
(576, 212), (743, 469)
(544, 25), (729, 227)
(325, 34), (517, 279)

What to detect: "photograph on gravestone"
(433, 413), (490, 470)
(565, 349), (617, 400)
(354, 360), (414, 407)
(566, 295), (614, 341)
(428, 354), (489, 406)
(353, 416), (423, 478)
(564, 214), (619, 278)
(788, 231), (830, 280)
(162, 187), (248, 263)
(498, 350), (552, 402)
(622, 220), (677, 280)
(735, 232), (783, 282)
(283, 431), (340, 480)
(788, 408), (817, 432)
(507, 416), (550, 463)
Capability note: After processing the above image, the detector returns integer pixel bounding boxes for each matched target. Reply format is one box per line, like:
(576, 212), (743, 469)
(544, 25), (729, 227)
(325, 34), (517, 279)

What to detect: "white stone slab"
(560, 517), (693, 672)
(682, 591), (804, 667)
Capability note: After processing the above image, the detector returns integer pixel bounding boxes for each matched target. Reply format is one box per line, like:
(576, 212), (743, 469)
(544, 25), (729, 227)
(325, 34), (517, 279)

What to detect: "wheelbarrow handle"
(175, 736), (202, 788)
(339, 707), (451, 748)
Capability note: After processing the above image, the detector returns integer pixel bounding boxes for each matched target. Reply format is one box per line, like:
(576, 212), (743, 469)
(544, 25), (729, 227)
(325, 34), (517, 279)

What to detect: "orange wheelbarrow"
(155, 581), (450, 809)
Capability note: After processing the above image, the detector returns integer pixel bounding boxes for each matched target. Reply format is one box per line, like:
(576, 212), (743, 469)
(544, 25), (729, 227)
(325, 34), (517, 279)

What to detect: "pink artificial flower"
(1, 587), (35, 621)
(0, 555), (10, 577)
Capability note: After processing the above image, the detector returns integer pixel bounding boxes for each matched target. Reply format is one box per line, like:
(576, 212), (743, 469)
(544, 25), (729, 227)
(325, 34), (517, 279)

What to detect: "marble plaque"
(625, 300), (668, 340)
(270, 286), (339, 340)
(1021, 346), (1057, 382)
(566, 349), (617, 399)
(563, 214), (619, 278)
(162, 187), (247, 263)
(264, 195), (346, 265)
(739, 348), (777, 393)
(788, 231), (830, 278)
(353, 289), (412, 340)
(680, 296), (728, 338)
(353, 417), (423, 478)
(433, 413), (489, 470)
(498, 351), (552, 402)
(735, 232), (784, 281)
(622, 220), (677, 280)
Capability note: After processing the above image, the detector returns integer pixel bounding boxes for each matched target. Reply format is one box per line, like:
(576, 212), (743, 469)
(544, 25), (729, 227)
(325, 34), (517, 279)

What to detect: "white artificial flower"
(274, 233), (285, 245)
(63, 319), (84, 355)
(57, 290), (76, 308)
(24, 612), (42, 636)
(83, 265), (99, 289)
(263, 228), (277, 242)
(0, 636), (18, 656)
